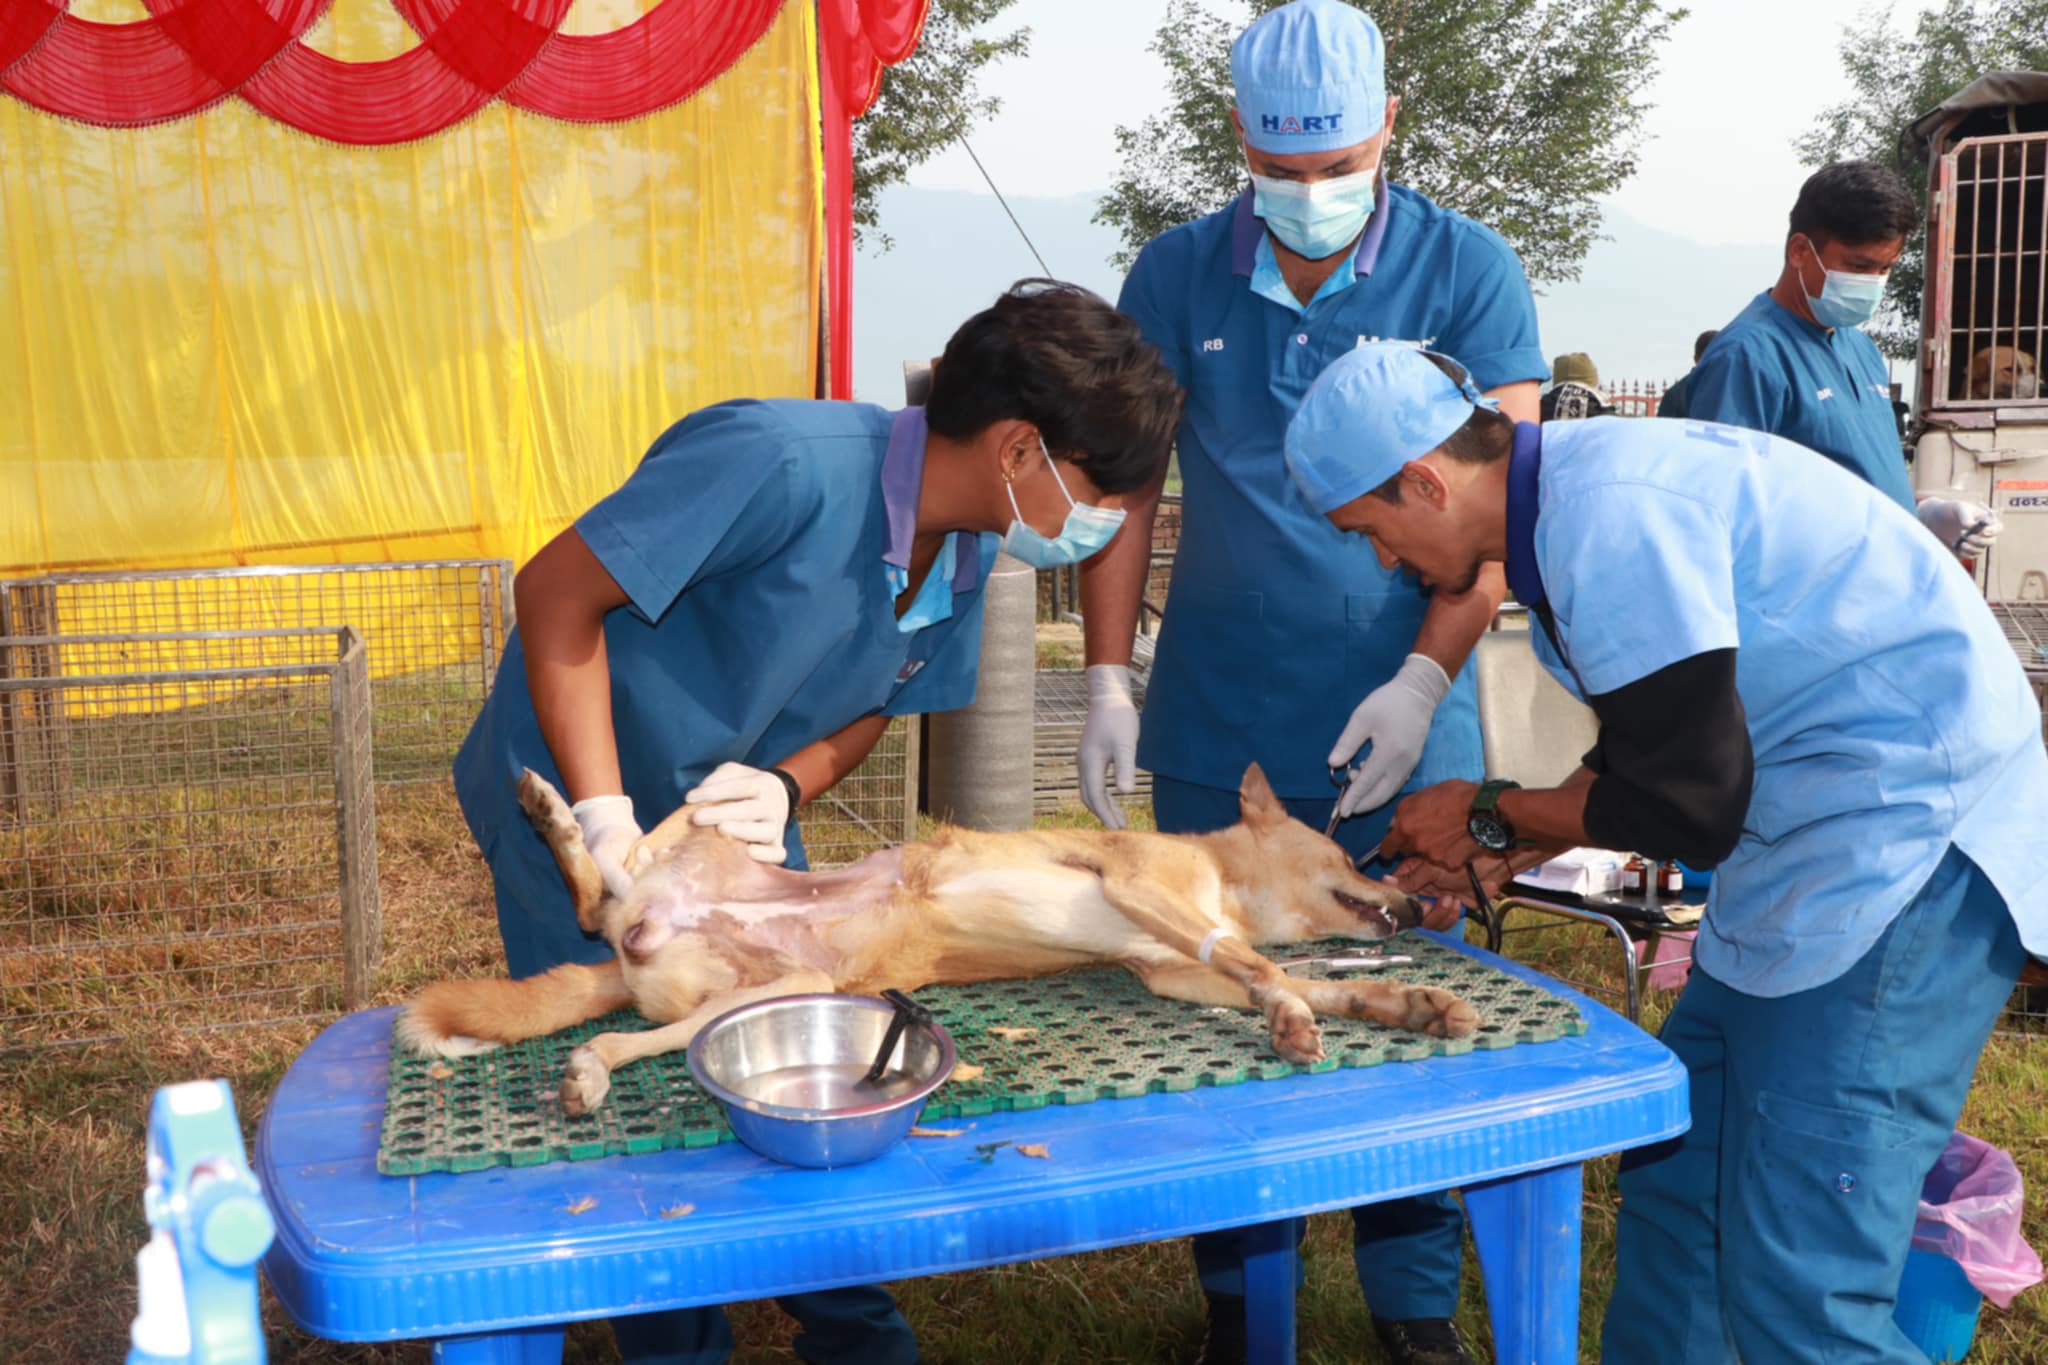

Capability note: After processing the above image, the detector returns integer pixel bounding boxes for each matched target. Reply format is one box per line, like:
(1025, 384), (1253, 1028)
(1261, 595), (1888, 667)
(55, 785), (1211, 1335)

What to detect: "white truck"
(1908, 73), (2048, 602)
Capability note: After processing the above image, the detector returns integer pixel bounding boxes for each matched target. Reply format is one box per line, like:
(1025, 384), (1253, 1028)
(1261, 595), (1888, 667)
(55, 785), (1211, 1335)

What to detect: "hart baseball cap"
(1285, 341), (1499, 513)
(1231, 0), (1387, 156)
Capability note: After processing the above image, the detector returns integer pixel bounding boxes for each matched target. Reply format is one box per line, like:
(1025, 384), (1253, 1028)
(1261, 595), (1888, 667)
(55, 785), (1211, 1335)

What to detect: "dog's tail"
(397, 960), (631, 1059)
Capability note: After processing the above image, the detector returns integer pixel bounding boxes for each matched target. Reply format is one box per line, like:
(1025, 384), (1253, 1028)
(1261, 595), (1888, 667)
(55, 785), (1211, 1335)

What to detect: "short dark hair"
(1693, 329), (1719, 362)
(1369, 352), (1515, 503)
(1788, 160), (1917, 250)
(926, 279), (1184, 495)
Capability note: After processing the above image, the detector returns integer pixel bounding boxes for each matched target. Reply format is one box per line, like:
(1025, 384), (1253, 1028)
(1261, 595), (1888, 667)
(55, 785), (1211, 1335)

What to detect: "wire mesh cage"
(801, 717), (919, 868)
(0, 561), (511, 782)
(0, 627), (379, 1049)
(1932, 134), (2048, 407)
(1989, 602), (2048, 1039)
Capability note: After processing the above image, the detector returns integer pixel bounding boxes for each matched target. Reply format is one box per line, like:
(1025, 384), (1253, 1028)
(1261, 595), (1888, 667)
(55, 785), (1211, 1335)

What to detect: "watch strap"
(1471, 778), (1521, 815)
(766, 766), (803, 822)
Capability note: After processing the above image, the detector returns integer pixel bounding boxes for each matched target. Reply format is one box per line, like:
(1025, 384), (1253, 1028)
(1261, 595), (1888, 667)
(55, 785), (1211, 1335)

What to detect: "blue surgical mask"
(1250, 167), (1377, 260)
(1796, 236), (1887, 329)
(1001, 444), (1126, 568)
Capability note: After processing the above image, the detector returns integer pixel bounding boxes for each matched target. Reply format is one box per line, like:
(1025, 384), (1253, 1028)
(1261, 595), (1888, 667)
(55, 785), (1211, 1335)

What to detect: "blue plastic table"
(259, 936), (1687, 1363)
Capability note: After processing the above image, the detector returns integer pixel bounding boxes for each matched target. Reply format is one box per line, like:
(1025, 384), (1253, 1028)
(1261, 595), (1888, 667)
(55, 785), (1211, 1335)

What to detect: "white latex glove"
(571, 794), (643, 899)
(684, 761), (794, 864)
(1918, 497), (2003, 557)
(1077, 663), (1140, 830)
(1328, 653), (1452, 819)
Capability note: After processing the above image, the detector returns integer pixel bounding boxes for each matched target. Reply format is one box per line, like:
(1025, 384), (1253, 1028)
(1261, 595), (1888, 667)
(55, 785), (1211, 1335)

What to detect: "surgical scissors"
(1324, 761), (1354, 837)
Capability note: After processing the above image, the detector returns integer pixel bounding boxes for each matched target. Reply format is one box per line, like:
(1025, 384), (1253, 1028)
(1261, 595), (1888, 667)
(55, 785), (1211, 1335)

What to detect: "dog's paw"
(516, 769), (579, 842)
(1403, 986), (1479, 1039)
(560, 1044), (613, 1116)
(1265, 994), (1326, 1065)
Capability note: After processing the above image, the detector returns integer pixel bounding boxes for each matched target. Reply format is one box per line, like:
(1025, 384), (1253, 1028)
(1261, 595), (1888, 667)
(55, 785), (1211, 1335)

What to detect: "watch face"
(1468, 814), (1511, 852)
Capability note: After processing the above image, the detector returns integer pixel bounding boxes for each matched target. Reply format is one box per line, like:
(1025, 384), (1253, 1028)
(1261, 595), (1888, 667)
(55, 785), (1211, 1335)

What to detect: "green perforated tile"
(378, 935), (1584, 1175)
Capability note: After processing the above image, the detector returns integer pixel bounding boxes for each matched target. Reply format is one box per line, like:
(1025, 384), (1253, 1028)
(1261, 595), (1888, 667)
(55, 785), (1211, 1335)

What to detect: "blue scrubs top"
(454, 401), (997, 896)
(1121, 183), (1548, 797)
(1686, 291), (1913, 509)
(1507, 416), (2048, 996)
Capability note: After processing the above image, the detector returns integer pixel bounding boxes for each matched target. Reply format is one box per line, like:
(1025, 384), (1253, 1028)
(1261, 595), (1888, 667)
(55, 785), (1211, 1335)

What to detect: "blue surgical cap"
(1231, 0), (1386, 155)
(1285, 341), (1500, 514)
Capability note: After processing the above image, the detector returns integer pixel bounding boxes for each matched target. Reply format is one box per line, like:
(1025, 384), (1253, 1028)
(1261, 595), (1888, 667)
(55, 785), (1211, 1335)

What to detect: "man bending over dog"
(1285, 339), (2046, 1363)
(451, 278), (1182, 1365)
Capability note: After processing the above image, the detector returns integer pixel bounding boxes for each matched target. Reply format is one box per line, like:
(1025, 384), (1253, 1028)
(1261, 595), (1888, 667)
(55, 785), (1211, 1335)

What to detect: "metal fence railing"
(0, 561), (511, 782)
(803, 716), (919, 868)
(0, 627), (378, 1049)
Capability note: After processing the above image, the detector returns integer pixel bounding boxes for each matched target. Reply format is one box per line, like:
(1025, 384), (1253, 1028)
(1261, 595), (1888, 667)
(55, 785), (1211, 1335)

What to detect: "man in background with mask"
(1687, 160), (2002, 558)
(1070, 3), (1545, 1361)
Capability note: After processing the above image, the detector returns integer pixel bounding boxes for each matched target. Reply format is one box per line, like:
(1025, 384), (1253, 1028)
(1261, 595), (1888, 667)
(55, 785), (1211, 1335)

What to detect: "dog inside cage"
(1944, 131), (2048, 404)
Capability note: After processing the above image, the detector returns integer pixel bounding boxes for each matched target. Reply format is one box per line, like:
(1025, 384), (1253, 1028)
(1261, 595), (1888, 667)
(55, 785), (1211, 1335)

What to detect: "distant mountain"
(1533, 211), (1781, 388)
(852, 188), (1129, 404)
(852, 185), (1786, 403)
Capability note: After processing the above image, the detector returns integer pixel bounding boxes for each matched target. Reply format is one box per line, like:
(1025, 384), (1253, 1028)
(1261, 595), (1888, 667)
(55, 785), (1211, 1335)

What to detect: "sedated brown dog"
(1965, 344), (2041, 401)
(401, 763), (1480, 1114)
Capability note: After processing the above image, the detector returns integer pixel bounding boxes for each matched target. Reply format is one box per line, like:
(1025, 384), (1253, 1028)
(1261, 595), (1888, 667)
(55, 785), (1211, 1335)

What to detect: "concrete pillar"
(925, 552), (1037, 830)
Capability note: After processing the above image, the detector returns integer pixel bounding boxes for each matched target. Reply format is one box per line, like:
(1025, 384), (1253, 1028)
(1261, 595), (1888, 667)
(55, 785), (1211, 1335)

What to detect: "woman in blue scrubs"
(452, 280), (1183, 1365)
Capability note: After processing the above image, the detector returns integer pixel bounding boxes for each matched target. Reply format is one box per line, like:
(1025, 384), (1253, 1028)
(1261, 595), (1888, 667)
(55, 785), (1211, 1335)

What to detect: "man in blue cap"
(455, 280), (1182, 1365)
(1286, 339), (2047, 1363)
(1070, 3), (1545, 1360)
(1688, 160), (2002, 560)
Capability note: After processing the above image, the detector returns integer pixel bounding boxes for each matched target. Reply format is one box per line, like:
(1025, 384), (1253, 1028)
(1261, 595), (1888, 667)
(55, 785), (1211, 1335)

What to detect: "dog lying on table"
(401, 763), (1479, 1114)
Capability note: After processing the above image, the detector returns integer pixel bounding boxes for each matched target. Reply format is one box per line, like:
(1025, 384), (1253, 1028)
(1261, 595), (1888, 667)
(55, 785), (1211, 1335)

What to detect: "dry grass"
(2, 789), (2044, 1362)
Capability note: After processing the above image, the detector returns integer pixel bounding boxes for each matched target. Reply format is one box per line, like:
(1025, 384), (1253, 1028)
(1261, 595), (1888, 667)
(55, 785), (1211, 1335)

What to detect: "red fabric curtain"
(819, 0), (926, 396)
(0, 0), (788, 143)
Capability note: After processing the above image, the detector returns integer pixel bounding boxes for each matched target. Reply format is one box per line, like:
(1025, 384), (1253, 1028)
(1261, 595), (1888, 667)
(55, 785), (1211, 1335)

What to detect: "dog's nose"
(1401, 895), (1427, 926)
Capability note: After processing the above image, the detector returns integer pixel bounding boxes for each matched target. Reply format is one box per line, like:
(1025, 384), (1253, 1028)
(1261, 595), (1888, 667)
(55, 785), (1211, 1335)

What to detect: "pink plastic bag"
(1910, 1130), (2046, 1309)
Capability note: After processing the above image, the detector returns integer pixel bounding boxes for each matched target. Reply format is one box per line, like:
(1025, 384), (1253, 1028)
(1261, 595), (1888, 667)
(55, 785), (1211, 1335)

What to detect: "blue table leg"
(1241, 1214), (1301, 1365)
(1465, 1163), (1583, 1365)
(431, 1323), (566, 1363)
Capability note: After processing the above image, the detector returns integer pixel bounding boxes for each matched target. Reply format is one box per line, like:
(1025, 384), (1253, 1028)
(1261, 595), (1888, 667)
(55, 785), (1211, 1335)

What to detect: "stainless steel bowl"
(685, 993), (957, 1169)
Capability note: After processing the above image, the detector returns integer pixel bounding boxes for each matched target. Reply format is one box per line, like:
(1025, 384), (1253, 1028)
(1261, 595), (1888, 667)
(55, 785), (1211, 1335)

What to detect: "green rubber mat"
(378, 935), (1584, 1175)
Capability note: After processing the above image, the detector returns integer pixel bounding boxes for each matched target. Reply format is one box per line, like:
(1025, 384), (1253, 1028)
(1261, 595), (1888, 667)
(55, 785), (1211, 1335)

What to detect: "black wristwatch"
(766, 766), (803, 824)
(1467, 779), (1521, 852)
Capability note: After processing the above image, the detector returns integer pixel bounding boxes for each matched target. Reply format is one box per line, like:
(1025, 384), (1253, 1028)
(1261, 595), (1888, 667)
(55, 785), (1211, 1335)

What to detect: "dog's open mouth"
(1333, 889), (1399, 935)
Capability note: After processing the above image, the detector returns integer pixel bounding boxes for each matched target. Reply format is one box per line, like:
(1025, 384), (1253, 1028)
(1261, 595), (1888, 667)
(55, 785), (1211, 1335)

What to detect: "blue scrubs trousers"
(487, 821), (920, 1365)
(1601, 845), (2025, 1364)
(1152, 775), (1467, 1322)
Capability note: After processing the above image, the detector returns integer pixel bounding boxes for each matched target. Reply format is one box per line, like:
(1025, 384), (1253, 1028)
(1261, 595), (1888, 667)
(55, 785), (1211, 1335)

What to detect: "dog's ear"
(1237, 763), (1287, 827)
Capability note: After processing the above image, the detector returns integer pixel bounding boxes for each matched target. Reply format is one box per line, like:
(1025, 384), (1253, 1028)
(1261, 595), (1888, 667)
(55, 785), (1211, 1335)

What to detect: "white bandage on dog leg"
(1197, 927), (1237, 965)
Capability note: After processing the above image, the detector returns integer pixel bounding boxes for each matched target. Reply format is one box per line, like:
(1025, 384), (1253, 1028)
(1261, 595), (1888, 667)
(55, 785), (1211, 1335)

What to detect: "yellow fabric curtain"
(0, 0), (824, 576)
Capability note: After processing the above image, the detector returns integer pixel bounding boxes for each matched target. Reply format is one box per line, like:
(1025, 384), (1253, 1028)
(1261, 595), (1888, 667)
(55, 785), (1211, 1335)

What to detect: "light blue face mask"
(1250, 166), (1377, 260)
(1795, 235), (1888, 329)
(1002, 444), (1126, 569)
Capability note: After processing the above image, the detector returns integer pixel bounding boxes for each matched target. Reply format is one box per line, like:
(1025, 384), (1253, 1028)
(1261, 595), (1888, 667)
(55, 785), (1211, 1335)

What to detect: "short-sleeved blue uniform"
(1504, 416), (2046, 1361)
(455, 401), (996, 980)
(1118, 180), (1546, 1323)
(1121, 182), (1548, 806)
(1686, 291), (1912, 509)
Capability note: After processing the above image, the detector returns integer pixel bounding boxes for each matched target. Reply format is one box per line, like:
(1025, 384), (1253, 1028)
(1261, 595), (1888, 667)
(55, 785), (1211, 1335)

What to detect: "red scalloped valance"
(0, 0), (792, 143)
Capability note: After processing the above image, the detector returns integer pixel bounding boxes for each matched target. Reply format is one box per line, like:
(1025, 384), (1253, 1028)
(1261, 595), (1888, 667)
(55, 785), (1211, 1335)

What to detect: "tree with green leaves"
(853, 0), (1030, 249)
(1799, 0), (2048, 359)
(1094, 0), (1685, 283)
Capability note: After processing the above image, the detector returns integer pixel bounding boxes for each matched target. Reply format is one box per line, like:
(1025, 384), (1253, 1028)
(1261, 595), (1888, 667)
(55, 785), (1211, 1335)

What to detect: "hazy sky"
(906, 0), (1933, 249)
